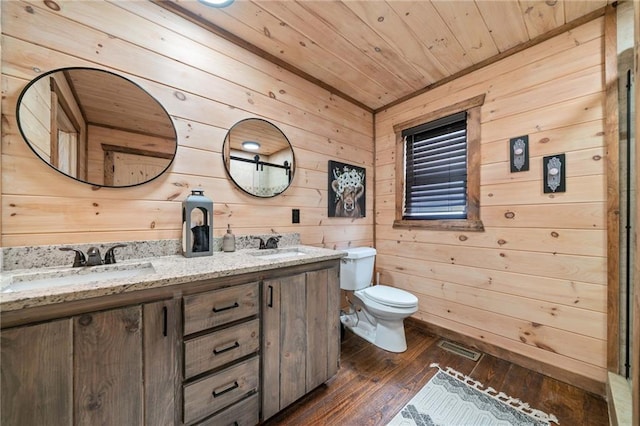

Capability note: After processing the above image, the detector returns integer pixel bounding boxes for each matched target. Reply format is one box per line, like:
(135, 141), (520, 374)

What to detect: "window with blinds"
(401, 111), (468, 220)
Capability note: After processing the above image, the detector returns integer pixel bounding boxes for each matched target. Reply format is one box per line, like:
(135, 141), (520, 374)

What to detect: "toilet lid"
(362, 285), (418, 308)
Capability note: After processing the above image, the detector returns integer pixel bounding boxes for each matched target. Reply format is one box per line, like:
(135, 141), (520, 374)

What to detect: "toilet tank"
(340, 247), (376, 291)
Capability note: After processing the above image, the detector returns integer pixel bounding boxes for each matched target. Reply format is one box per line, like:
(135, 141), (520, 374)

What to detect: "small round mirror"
(223, 118), (295, 197)
(17, 67), (177, 187)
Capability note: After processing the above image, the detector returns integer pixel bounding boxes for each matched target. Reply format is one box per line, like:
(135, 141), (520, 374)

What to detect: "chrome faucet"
(59, 244), (128, 267)
(86, 247), (103, 266)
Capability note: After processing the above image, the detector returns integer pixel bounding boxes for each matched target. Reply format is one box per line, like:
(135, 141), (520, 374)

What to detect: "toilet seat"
(361, 285), (418, 308)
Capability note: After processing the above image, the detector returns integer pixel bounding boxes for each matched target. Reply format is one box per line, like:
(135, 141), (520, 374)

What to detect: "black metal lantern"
(182, 189), (213, 257)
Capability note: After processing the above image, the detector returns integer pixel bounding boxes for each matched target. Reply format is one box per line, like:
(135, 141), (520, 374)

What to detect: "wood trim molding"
(151, 0), (373, 113)
(101, 144), (174, 160)
(633, 1), (640, 422)
(393, 95), (485, 232)
(392, 219), (484, 232)
(607, 372), (632, 426)
(406, 317), (606, 397)
(604, 3), (621, 374)
(392, 94), (486, 134)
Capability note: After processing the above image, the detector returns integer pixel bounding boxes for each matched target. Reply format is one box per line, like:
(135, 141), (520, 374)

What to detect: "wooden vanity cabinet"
(261, 264), (341, 421)
(0, 298), (179, 426)
(1, 258), (341, 426)
(182, 282), (260, 425)
(1, 318), (74, 425)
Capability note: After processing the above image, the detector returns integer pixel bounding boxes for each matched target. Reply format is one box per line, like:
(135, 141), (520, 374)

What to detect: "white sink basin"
(249, 248), (308, 261)
(1, 262), (156, 294)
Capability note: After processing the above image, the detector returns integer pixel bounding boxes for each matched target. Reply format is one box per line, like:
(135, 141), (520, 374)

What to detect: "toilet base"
(340, 311), (408, 353)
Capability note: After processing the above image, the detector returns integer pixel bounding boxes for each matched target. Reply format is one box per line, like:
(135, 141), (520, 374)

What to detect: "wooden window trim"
(393, 94), (485, 232)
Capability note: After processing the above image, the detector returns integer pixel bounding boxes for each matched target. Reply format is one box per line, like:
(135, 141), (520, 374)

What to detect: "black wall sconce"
(543, 154), (566, 193)
(509, 135), (529, 172)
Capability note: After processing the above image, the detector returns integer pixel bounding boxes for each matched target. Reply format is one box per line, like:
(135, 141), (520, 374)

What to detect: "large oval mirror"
(17, 67), (177, 188)
(223, 118), (295, 197)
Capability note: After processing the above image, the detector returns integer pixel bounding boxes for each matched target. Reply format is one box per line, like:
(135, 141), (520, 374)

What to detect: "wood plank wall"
(374, 18), (608, 389)
(0, 0), (374, 249)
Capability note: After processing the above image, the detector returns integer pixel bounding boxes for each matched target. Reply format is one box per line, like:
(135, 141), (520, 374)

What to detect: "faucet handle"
(253, 237), (266, 250)
(265, 236), (281, 249)
(104, 244), (127, 264)
(59, 247), (87, 267)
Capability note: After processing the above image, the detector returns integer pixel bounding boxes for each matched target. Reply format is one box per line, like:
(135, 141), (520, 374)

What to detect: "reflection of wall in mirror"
(19, 73), (88, 179)
(18, 76), (52, 161)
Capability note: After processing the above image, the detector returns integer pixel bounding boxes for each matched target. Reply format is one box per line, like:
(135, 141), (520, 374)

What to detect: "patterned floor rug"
(387, 363), (559, 426)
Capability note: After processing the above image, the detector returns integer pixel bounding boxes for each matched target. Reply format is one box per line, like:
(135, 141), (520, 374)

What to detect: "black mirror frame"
(222, 118), (295, 198)
(16, 67), (178, 188)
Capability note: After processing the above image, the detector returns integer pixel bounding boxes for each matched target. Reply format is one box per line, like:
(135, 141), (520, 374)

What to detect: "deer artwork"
(331, 166), (365, 218)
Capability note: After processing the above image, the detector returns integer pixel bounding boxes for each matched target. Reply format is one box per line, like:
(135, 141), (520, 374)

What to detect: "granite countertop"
(0, 246), (345, 312)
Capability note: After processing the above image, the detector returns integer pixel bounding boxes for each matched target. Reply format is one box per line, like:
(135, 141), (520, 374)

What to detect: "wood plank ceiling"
(162, 0), (608, 111)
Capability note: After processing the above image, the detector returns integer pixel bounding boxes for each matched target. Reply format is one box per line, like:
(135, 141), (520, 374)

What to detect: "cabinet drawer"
(194, 393), (259, 426)
(184, 282), (259, 335)
(184, 319), (260, 379)
(183, 356), (259, 424)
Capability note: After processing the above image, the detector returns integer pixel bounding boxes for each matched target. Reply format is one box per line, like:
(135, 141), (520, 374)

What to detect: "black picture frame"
(328, 161), (366, 218)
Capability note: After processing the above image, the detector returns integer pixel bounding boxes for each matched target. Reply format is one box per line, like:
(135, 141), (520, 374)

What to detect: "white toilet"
(339, 247), (418, 353)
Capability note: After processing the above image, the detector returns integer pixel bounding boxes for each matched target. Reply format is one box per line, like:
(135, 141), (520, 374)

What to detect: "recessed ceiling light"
(242, 141), (261, 151)
(198, 0), (234, 7)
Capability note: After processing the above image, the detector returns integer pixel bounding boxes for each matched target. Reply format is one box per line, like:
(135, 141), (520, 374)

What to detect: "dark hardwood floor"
(263, 322), (609, 425)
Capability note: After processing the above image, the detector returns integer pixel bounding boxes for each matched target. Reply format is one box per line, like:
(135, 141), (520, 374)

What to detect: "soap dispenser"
(222, 224), (236, 252)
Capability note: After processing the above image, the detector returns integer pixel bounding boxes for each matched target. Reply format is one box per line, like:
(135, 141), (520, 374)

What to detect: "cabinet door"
(74, 305), (143, 425)
(262, 266), (340, 421)
(144, 299), (180, 426)
(262, 277), (280, 420)
(262, 273), (306, 420)
(1, 319), (73, 426)
(306, 265), (340, 391)
(279, 273), (307, 409)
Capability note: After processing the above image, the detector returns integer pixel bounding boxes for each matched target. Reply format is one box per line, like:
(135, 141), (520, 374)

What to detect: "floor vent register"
(437, 340), (482, 361)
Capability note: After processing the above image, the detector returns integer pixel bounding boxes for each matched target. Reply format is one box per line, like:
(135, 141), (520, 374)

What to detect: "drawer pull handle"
(162, 306), (168, 337)
(213, 341), (240, 355)
(212, 302), (239, 313)
(268, 285), (273, 308)
(212, 381), (239, 398)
